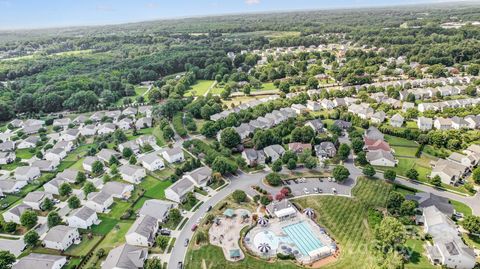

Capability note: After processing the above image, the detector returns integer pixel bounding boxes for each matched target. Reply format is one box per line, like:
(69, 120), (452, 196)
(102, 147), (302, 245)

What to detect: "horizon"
(0, 0), (475, 31)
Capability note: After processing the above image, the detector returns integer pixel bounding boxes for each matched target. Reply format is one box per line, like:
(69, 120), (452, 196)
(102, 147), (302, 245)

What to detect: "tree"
(83, 182), (96, 196)
(400, 200), (417, 216)
(212, 157), (238, 175)
(271, 159), (282, 172)
(41, 198), (54, 211)
(92, 160), (104, 175)
(362, 164), (376, 177)
(129, 155), (137, 165)
(68, 196), (81, 209)
(162, 126), (175, 140)
(20, 210), (38, 228)
(76, 171), (86, 184)
(332, 166), (350, 182)
(472, 167), (480, 184)
(109, 155), (119, 166)
(266, 173), (282, 186)
(156, 236), (169, 250)
(356, 152), (368, 165)
(96, 248), (106, 259)
(406, 168), (418, 181)
(24, 230), (39, 247)
(287, 158), (297, 170)
(168, 208), (181, 224)
(4, 222), (16, 233)
(47, 212), (61, 228)
(351, 138), (364, 153)
(122, 147), (133, 158)
(384, 170), (396, 181)
(337, 144), (350, 161)
(387, 192), (405, 210)
(0, 251), (15, 269)
(232, 190), (247, 203)
(430, 175), (442, 187)
(304, 156), (317, 169)
(462, 215), (480, 234)
(110, 164), (119, 175)
(375, 216), (406, 251)
(219, 127), (241, 148)
(59, 182), (72, 196)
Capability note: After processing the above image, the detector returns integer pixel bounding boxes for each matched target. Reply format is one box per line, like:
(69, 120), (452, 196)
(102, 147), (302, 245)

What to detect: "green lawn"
(450, 200), (472, 216)
(106, 200), (131, 219)
(134, 85), (149, 96)
(91, 216), (119, 235)
(404, 239), (436, 269)
(384, 135), (418, 148)
(252, 82), (278, 92)
(65, 234), (103, 256)
(143, 179), (172, 199)
(186, 178), (396, 269)
(152, 126), (167, 146)
(185, 80), (215, 96)
(16, 148), (35, 159)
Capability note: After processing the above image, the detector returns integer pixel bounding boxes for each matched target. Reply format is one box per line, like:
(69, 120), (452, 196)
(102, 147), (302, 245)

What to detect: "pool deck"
(209, 208), (252, 262)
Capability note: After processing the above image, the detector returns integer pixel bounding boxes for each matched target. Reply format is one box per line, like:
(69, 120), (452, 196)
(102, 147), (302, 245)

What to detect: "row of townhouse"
(416, 115), (480, 131)
(429, 144), (480, 185)
(363, 127), (397, 167)
(399, 85), (468, 100)
(417, 98), (480, 113)
(354, 76), (476, 92)
(209, 95), (280, 121)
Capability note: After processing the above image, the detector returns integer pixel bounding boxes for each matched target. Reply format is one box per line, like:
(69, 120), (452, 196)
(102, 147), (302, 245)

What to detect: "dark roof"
(406, 192), (454, 216)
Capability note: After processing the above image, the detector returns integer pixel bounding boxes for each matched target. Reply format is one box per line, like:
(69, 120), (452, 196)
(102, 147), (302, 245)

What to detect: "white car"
(332, 188), (337, 194)
(304, 188), (309, 194)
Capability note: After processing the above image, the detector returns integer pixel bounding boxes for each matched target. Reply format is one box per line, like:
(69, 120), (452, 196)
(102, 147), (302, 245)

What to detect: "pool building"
(245, 200), (337, 264)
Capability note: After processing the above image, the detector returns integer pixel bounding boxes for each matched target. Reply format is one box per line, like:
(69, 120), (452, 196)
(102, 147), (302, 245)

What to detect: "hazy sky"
(0, 0), (467, 29)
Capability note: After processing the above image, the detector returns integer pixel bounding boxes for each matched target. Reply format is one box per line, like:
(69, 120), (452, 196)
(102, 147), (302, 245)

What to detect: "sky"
(0, 0), (469, 30)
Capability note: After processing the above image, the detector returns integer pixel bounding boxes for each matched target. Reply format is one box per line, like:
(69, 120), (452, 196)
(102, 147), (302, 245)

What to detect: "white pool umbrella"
(258, 243), (271, 253)
(304, 208), (314, 218)
(257, 217), (269, 227)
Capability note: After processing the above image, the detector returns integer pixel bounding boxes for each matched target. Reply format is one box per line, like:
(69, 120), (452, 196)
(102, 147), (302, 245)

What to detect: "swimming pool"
(282, 221), (325, 255)
(253, 230), (290, 251)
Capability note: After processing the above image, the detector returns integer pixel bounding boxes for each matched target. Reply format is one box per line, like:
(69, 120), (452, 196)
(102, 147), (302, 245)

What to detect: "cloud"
(245, 0), (260, 5)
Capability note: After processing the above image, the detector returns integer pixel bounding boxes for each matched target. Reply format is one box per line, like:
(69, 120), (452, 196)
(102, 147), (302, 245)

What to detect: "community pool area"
(282, 221), (325, 255)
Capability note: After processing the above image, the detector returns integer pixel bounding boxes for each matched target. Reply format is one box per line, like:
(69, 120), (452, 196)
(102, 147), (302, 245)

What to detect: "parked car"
(206, 205), (213, 212)
(191, 224), (198, 231)
(332, 188), (337, 194)
(184, 239), (189, 247)
(177, 262), (183, 269)
(313, 187), (319, 193)
(160, 229), (171, 236)
(303, 188), (309, 194)
(318, 188), (323, 193)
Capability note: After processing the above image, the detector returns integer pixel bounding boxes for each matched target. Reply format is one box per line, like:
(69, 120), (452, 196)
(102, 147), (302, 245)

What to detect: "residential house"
(366, 150), (396, 167)
(53, 118), (71, 128)
(314, 142), (336, 158)
(234, 123), (255, 140)
(22, 124), (42, 135)
(405, 192), (454, 216)
(162, 147), (184, 164)
(97, 123), (116, 135)
(263, 144), (285, 162)
(464, 115), (480, 129)
(183, 166), (212, 187)
(364, 138), (391, 152)
(291, 104), (307, 114)
(61, 128), (80, 141)
(17, 136), (39, 149)
(447, 152), (476, 169)
(56, 169), (79, 183)
(333, 120), (352, 130)
(164, 177), (194, 203)
(305, 119), (324, 133)
(53, 140), (74, 152)
(122, 107), (137, 116)
(371, 111), (386, 124)
(451, 116), (469, 130)
(417, 117), (433, 131)
(364, 126), (384, 141)
(135, 117), (152, 129)
(390, 113), (404, 128)
(2, 204), (32, 224)
(97, 149), (121, 164)
(42, 225), (80, 251)
(13, 253), (67, 269)
(139, 152), (164, 171)
(83, 156), (100, 173)
(31, 160), (58, 172)
(102, 181), (134, 200)
(9, 119), (23, 128)
(0, 180), (27, 194)
(0, 141), (15, 152)
(117, 118), (133, 130)
(242, 148), (266, 167)
(423, 206), (476, 269)
(89, 112), (104, 122)
(44, 179), (67, 195)
(434, 118), (453, 130)
(14, 166), (40, 182)
(79, 124), (97, 136)
(67, 206), (99, 229)
(118, 140), (140, 155)
(139, 199), (176, 223)
(101, 244), (148, 269)
(119, 165), (146, 184)
(23, 191), (53, 210)
(287, 143), (312, 154)
(85, 192), (114, 213)
(44, 148), (67, 162)
(73, 115), (89, 125)
(136, 135), (157, 148)
(105, 110), (121, 120)
(125, 215), (159, 247)
(430, 159), (468, 185)
(138, 106), (152, 117)
(402, 102), (415, 112)
(306, 100), (321, 111)
(0, 152), (15, 164)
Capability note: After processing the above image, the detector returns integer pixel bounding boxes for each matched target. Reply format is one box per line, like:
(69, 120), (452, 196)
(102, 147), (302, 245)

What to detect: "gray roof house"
(97, 149), (121, 163)
(13, 253), (67, 269)
(315, 142), (337, 158)
(164, 177), (194, 203)
(183, 166), (213, 187)
(364, 126), (384, 141)
(102, 181), (134, 200)
(101, 243), (148, 269)
(263, 144), (285, 162)
(305, 119), (324, 133)
(242, 148), (266, 167)
(406, 192), (454, 216)
(0, 141), (15, 152)
(139, 199), (176, 223)
(56, 168), (79, 183)
(125, 215), (159, 247)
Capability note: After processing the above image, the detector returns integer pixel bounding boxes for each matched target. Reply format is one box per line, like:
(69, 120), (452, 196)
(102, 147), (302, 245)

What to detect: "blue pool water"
(282, 221), (324, 255)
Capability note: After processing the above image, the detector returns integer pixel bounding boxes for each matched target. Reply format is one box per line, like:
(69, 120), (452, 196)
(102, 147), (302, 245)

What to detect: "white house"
(79, 124), (97, 136)
(43, 179), (67, 195)
(67, 206), (99, 229)
(139, 199), (176, 223)
(0, 180), (28, 194)
(102, 181), (134, 200)
(13, 253), (67, 269)
(14, 166), (41, 182)
(56, 169), (79, 183)
(23, 191), (53, 210)
(2, 204), (32, 224)
(17, 136), (39, 149)
(162, 147), (184, 163)
(139, 152), (165, 171)
(390, 113), (404, 128)
(53, 118), (71, 128)
(97, 123), (116, 135)
(135, 117), (152, 129)
(101, 244), (148, 269)
(434, 118), (452, 130)
(125, 215), (159, 247)
(85, 192), (114, 213)
(44, 148), (67, 162)
(183, 166), (212, 187)
(43, 225), (80, 251)
(83, 156), (99, 172)
(32, 160), (59, 172)
(117, 118), (133, 130)
(165, 177), (194, 203)
(61, 129), (80, 142)
(366, 150), (396, 167)
(119, 165), (146, 184)
(97, 148), (121, 164)
(417, 117), (433, 131)
(0, 152), (15, 164)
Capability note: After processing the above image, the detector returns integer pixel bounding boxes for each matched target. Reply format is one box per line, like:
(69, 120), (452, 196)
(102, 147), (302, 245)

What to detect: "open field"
(185, 80), (215, 96)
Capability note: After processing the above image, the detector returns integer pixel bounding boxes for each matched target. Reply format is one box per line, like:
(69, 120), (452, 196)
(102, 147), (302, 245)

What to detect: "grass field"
(186, 178), (396, 269)
(65, 234), (103, 256)
(185, 80), (215, 96)
(16, 148), (35, 159)
(404, 239), (436, 269)
(450, 200), (473, 216)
